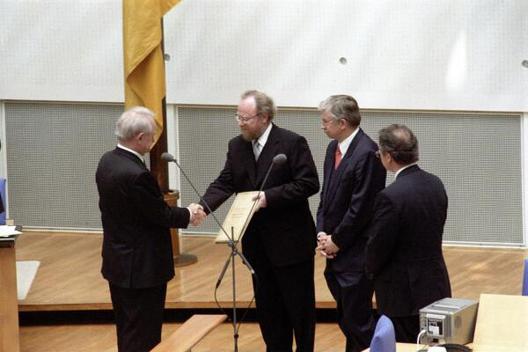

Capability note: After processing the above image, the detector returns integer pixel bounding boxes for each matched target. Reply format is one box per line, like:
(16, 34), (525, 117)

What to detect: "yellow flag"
(123, 0), (180, 143)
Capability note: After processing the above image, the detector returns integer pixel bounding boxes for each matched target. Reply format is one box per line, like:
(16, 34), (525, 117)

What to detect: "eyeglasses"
(321, 117), (339, 125)
(235, 113), (259, 123)
(375, 149), (394, 159)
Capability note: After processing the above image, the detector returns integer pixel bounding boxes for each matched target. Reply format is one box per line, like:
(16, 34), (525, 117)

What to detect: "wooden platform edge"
(18, 301), (338, 312)
(152, 314), (228, 352)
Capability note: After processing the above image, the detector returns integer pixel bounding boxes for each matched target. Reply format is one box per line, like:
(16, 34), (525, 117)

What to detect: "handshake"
(187, 203), (207, 226)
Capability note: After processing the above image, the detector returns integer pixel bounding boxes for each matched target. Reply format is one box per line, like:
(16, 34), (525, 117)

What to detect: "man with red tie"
(316, 95), (386, 352)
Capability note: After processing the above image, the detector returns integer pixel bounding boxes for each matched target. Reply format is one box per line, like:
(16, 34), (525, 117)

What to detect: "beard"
(240, 129), (259, 141)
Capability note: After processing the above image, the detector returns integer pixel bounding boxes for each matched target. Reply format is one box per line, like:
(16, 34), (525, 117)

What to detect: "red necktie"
(334, 147), (342, 170)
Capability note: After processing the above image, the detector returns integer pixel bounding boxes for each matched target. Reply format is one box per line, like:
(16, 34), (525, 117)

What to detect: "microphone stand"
(163, 153), (256, 352)
(213, 154), (284, 351)
(214, 225), (251, 352)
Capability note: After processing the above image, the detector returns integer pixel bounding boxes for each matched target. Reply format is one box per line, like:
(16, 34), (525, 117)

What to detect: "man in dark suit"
(96, 106), (205, 352)
(200, 90), (320, 351)
(316, 95), (386, 352)
(365, 124), (451, 342)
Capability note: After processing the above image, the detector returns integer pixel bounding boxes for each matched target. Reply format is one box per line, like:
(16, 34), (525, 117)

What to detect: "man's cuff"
(186, 207), (194, 222)
(331, 234), (343, 249)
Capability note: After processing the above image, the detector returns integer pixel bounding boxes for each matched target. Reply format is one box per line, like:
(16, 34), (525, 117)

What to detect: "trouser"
(109, 282), (167, 352)
(252, 256), (316, 352)
(390, 315), (420, 343)
(325, 271), (376, 352)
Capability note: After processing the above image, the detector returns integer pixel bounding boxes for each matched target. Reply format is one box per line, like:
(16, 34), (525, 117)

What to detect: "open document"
(215, 191), (260, 243)
(0, 225), (22, 237)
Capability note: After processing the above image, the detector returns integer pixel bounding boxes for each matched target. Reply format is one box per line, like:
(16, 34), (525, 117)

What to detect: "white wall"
(1, 0), (527, 111)
(1, 0), (123, 102)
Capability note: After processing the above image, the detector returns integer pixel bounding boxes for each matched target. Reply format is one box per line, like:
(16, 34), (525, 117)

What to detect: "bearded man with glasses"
(200, 90), (320, 351)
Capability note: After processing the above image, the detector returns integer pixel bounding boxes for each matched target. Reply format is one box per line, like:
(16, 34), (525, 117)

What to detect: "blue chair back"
(0, 178), (5, 225)
(523, 258), (528, 296)
(370, 315), (396, 352)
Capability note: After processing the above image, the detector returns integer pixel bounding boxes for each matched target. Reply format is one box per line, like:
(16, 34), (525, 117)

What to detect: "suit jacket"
(201, 124), (320, 267)
(317, 129), (386, 273)
(365, 165), (452, 317)
(96, 147), (190, 288)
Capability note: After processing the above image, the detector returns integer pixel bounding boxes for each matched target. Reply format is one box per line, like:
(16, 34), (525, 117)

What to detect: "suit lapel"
(255, 125), (280, 187)
(324, 129), (365, 206)
(241, 139), (258, 188)
(322, 140), (338, 202)
(339, 129), (363, 167)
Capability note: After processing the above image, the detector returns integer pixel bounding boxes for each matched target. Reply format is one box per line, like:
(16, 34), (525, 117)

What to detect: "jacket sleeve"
(265, 135), (320, 207)
(331, 151), (385, 250)
(130, 172), (190, 229)
(316, 144), (332, 233)
(365, 192), (399, 277)
(200, 148), (235, 213)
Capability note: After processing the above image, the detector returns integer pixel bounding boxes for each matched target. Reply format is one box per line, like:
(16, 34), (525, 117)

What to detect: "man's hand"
(188, 203), (206, 226)
(316, 232), (339, 259)
(252, 192), (267, 212)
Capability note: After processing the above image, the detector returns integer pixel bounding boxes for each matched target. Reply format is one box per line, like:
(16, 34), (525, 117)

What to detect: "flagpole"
(152, 17), (197, 267)
(149, 97), (169, 193)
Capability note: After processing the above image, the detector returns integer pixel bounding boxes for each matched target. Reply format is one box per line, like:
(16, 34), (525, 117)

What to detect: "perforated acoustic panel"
(178, 107), (522, 245)
(5, 103), (522, 244)
(5, 102), (121, 229)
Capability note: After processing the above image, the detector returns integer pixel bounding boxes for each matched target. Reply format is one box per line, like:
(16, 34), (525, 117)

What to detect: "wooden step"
(152, 314), (228, 352)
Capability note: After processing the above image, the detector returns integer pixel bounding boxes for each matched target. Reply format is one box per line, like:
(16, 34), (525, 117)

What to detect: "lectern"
(0, 236), (19, 352)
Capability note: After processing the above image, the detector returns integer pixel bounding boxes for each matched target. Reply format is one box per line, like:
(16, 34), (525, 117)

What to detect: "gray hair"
(318, 95), (361, 127)
(241, 90), (277, 121)
(378, 124), (419, 164)
(114, 106), (156, 142)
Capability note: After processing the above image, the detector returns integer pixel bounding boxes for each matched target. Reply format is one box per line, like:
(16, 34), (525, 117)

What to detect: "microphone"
(162, 152), (258, 287)
(237, 153), (288, 242)
(216, 152), (287, 288)
(162, 152), (287, 287)
(161, 152), (176, 162)
(259, 153), (287, 195)
(160, 152), (230, 240)
(272, 153), (287, 165)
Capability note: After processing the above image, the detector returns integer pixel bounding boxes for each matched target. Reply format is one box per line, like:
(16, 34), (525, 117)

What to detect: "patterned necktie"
(334, 147), (342, 170)
(253, 141), (261, 160)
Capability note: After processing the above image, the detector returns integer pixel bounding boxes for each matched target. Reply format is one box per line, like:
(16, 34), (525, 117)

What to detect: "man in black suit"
(365, 124), (451, 342)
(316, 95), (386, 352)
(96, 106), (205, 352)
(200, 90), (320, 351)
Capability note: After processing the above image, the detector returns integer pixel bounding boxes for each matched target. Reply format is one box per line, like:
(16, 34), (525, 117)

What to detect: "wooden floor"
(15, 231), (528, 351)
(20, 322), (347, 352)
(16, 232), (333, 311)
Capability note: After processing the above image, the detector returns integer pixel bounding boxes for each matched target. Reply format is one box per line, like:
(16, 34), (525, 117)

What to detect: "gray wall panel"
(5, 102), (121, 229)
(4, 103), (521, 245)
(179, 107), (522, 245)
